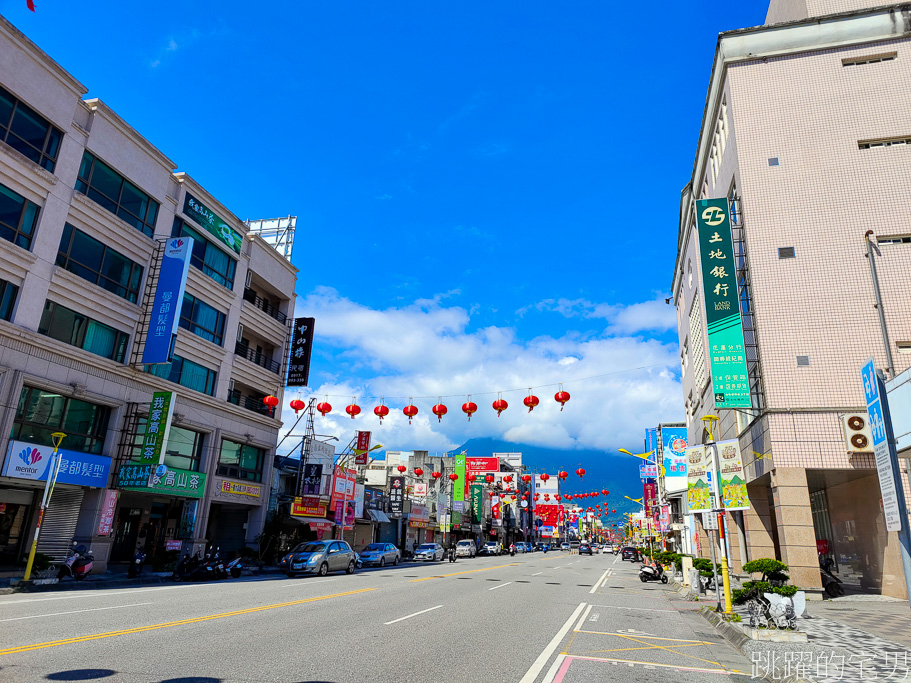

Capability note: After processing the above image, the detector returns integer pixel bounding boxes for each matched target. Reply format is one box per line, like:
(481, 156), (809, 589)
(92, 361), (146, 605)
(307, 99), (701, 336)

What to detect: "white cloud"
(517, 294), (676, 334)
(277, 287), (682, 454)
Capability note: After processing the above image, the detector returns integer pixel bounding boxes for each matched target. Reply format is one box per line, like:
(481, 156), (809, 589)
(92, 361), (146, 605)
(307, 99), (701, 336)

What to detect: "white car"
(480, 541), (502, 556)
(456, 540), (476, 558)
(414, 543), (445, 561)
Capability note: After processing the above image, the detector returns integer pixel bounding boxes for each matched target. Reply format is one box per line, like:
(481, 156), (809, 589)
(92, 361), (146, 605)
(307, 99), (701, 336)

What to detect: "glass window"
(38, 300), (129, 362)
(11, 386), (110, 455)
(0, 85), (63, 172)
(179, 292), (225, 346)
(0, 182), (39, 251)
(172, 218), (236, 290)
(75, 151), (159, 237)
(126, 418), (203, 472)
(0, 278), (18, 321)
(56, 224), (144, 303)
(145, 355), (217, 396)
(217, 439), (265, 482)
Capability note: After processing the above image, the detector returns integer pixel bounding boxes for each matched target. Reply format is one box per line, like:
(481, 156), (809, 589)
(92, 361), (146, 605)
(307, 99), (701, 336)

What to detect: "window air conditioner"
(841, 413), (873, 453)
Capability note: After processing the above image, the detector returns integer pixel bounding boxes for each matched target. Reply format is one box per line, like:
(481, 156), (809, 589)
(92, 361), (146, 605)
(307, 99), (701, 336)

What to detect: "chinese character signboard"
(695, 198), (750, 408)
(287, 317), (315, 388)
(96, 489), (119, 536)
(389, 475), (404, 514)
(291, 497), (327, 517)
(686, 445), (712, 512)
(639, 463), (658, 479)
(142, 237), (193, 364)
(643, 479), (658, 516)
(413, 483), (427, 498)
(471, 484), (484, 523)
(454, 452), (466, 503)
(466, 456), (499, 473)
(354, 431), (371, 465)
(141, 391), (175, 465)
(118, 464), (205, 498)
(330, 466), (356, 508)
(219, 480), (262, 497)
(659, 425), (688, 477)
(179, 500), (198, 537)
(716, 439), (749, 510)
(862, 358), (903, 531)
(302, 463), (322, 496)
(3, 440), (111, 487)
(183, 193), (242, 253)
(645, 427), (657, 459)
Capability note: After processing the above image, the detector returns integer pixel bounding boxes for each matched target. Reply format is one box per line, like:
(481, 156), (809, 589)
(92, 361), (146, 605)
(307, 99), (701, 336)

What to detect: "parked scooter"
(57, 544), (94, 581)
(639, 562), (668, 584)
(128, 548), (146, 579)
(820, 557), (844, 597)
(225, 556), (243, 579)
(173, 552), (212, 582)
(209, 547), (228, 580)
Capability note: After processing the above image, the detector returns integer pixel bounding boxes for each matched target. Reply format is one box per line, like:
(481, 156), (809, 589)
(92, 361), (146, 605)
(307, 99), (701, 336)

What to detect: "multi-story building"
(672, 1), (911, 597)
(0, 17), (296, 572)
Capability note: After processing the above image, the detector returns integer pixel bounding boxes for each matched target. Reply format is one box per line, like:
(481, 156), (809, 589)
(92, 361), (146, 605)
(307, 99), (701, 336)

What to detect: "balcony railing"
(227, 389), (275, 417)
(234, 342), (281, 374)
(243, 287), (287, 324)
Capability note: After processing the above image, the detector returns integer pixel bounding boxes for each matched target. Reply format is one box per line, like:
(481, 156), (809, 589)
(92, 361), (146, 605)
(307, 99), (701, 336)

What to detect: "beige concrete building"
(672, 1), (911, 597)
(0, 17), (297, 572)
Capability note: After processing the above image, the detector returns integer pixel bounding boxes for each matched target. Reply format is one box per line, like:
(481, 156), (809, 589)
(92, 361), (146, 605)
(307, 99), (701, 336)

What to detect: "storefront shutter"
(36, 489), (84, 562)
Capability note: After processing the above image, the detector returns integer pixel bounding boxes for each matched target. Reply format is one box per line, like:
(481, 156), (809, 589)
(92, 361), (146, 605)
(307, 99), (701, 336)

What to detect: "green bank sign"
(695, 198), (750, 409)
(183, 194), (243, 254)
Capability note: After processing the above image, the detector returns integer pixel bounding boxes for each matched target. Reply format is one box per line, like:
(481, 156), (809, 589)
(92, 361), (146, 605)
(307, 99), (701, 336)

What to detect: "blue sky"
(10, 0), (768, 454)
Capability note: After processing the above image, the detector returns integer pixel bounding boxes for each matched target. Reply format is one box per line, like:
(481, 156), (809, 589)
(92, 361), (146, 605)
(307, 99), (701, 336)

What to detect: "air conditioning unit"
(841, 413), (873, 452)
(236, 324), (244, 343)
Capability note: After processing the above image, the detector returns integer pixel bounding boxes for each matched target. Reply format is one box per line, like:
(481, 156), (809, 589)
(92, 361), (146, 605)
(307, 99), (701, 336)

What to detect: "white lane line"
(541, 653), (566, 683)
(573, 604), (594, 632)
(0, 602), (152, 622)
(280, 579), (336, 588)
(0, 582), (226, 605)
(589, 568), (611, 594)
(612, 554), (620, 565)
(519, 602), (586, 683)
(531, 571), (543, 576)
(587, 604), (677, 613)
(384, 604), (443, 625)
(489, 581), (512, 591)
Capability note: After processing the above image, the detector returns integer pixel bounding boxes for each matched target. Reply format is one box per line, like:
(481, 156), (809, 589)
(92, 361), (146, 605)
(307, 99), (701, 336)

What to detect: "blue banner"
(3, 440), (111, 487)
(660, 426), (688, 477)
(645, 428), (657, 459)
(142, 237), (193, 364)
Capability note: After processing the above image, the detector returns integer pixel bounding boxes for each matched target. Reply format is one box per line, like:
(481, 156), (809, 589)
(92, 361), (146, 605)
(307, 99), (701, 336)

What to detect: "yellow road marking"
(603, 632), (721, 666)
(575, 631), (715, 643)
(573, 642), (711, 654)
(0, 588), (375, 656)
(410, 563), (519, 582)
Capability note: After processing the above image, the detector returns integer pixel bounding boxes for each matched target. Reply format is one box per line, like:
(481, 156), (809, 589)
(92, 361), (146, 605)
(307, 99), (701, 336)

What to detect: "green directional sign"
(695, 198), (751, 409)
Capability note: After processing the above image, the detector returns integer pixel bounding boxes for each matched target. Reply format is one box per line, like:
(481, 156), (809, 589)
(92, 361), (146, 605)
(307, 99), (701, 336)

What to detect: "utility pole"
(864, 231), (895, 378)
(295, 399), (316, 498)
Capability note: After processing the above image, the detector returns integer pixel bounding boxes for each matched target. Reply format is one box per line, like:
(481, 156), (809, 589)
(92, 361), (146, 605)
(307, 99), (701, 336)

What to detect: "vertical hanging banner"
(287, 317), (315, 387)
(643, 479), (658, 516)
(695, 198), (750, 408)
(354, 431), (371, 465)
(470, 484), (484, 523)
(645, 428), (657, 460)
(389, 475), (404, 514)
(141, 391), (175, 465)
(454, 452), (466, 503)
(686, 445), (712, 512)
(142, 237), (193, 365)
(302, 463), (322, 496)
(660, 426), (689, 477)
(716, 439), (749, 510)
(862, 358), (903, 531)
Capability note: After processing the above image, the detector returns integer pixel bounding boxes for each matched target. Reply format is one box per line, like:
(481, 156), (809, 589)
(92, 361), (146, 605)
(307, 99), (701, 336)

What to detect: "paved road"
(0, 550), (752, 682)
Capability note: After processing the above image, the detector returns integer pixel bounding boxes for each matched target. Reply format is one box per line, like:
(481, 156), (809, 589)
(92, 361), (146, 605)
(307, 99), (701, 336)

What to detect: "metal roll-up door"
(36, 489), (84, 562)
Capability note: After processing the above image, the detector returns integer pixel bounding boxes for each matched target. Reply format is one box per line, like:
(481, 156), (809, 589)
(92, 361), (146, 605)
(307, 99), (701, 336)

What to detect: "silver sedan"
(413, 543), (445, 561)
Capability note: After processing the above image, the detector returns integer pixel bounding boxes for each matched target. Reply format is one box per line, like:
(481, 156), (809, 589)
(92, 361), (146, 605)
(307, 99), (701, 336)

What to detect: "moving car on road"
(480, 541), (502, 556)
(560, 542), (570, 551)
(579, 542), (593, 556)
(621, 546), (641, 562)
(456, 540), (477, 558)
(358, 543), (400, 567)
(414, 543), (445, 561)
(281, 541), (356, 577)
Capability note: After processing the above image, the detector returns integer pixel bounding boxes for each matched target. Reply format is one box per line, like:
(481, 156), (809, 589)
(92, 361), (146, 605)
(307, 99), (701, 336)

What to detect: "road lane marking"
(409, 563), (518, 582)
(584, 604), (676, 613)
(575, 632), (716, 643)
(488, 581), (512, 591)
(556, 655), (743, 675)
(0, 588), (375, 656)
(280, 579), (336, 588)
(541, 653), (566, 683)
(0, 603), (153, 623)
(519, 602), (586, 683)
(384, 604), (443, 625)
(531, 571), (542, 576)
(589, 568), (611, 594)
(572, 604), (593, 632)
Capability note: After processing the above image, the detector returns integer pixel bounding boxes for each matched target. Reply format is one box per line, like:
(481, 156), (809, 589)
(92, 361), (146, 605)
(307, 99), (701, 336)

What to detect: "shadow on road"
(46, 669), (117, 681)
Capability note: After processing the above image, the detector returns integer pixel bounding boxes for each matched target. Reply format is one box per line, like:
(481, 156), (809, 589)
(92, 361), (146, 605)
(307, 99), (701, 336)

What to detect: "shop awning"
(368, 509), (391, 523)
(288, 516), (335, 526)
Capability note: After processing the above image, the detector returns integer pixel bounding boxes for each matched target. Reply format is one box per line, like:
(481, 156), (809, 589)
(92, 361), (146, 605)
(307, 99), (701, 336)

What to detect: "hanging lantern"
(555, 495), (562, 501)
(488, 491), (495, 498)
(432, 402), (448, 423)
(468, 474), (477, 483)
(565, 494), (573, 500)
(576, 467), (586, 479)
(554, 386), (571, 411)
(345, 401), (361, 419)
(510, 495), (516, 500)
(485, 474), (495, 484)
(544, 494), (550, 501)
(602, 489), (609, 495)
(591, 491), (598, 497)
(558, 471), (568, 481)
(289, 398), (306, 415)
(523, 392), (540, 413)
(504, 475), (513, 483)
(316, 400), (332, 417)
(403, 401), (418, 424)
(431, 471), (442, 479)
(612, 509), (616, 513)
(263, 395), (279, 408)
(414, 467), (424, 477)
(521, 474), (531, 483)
(462, 399), (478, 421)
(374, 404), (390, 423)
(534, 493), (539, 500)
(449, 473), (459, 482)
(492, 394), (508, 417)
(397, 465), (407, 473)
(540, 473), (550, 483)
(521, 494), (527, 500)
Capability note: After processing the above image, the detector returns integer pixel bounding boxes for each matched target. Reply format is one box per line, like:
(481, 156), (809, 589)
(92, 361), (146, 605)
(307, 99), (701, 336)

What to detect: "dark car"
(621, 546), (641, 562)
(579, 542), (593, 556)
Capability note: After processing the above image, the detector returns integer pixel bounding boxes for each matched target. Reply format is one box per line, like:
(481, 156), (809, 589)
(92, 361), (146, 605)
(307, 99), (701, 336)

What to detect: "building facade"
(672, 1), (911, 597)
(0, 17), (296, 572)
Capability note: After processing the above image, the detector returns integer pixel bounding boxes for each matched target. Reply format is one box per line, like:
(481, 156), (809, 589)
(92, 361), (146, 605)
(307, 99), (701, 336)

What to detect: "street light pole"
(702, 415), (734, 616)
(23, 431), (67, 582)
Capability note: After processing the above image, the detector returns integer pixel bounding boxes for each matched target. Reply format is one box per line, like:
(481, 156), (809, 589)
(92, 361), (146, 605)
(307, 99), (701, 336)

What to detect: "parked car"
(535, 542), (547, 551)
(456, 540), (477, 558)
(480, 541), (502, 556)
(621, 546), (641, 562)
(358, 543), (400, 567)
(579, 543), (593, 556)
(414, 543), (445, 561)
(281, 541), (356, 577)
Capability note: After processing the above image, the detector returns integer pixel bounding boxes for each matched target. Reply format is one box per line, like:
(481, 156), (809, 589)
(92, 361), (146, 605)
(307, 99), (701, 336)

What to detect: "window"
(39, 301), (129, 362)
(0, 278), (18, 321)
(0, 182), (39, 251)
(218, 439), (265, 482)
(858, 135), (911, 150)
(126, 419), (204, 471)
(75, 151), (159, 237)
(778, 247), (796, 259)
(796, 355), (810, 366)
(842, 52), (896, 67)
(179, 292), (226, 346)
(708, 98), (729, 183)
(56, 224), (144, 303)
(0, 86), (62, 172)
(145, 355), (217, 396)
(688, 295), (707, 391)
(878, 235), (911, 245)
(12, 386), (110, 455)
(172, 219), (236, 289)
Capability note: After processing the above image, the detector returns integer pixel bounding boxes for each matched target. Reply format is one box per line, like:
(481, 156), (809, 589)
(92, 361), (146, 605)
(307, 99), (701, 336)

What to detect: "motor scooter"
(225, 557), (243, 579)
(448, 546), (457, 563)
(509, 544), (516, 557)
(173, 552), (213, 582)
(128, 548), (146, 579)
(820, 557), (844, 597)
(57, 544), (94, 581)
(639, 562), (668, 584)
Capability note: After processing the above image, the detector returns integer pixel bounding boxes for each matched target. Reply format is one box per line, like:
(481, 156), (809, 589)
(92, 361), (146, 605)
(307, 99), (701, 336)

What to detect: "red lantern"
(289, 398), (305, 415)
(612, 509), (616, 513)
(485, 474), (495, 484)
(565, 494), (573, 500)
(316, 401), (332, 417)
(521, 474), (532, 483)
(540, 473), (550, 483)
(432, 403), (448, 423)
(403, 402), (418, 424)
(576, 467), (586, 479)
(602, 489), (609, 495)
(558, 471), (568, 481)
(523, 394), (540, 412)
(263, 395), (279, 408)
(504, 475), (513, 483)
(555, 389), (570, 411)
(449, 473), (459, 482)
(414, 467), (424, 477)
(346, 402), (361, 419)
(374, 404), (389, 423)
(544, 494), (550, 501)
(397, 465), (407, 473)
(462, 400), (478, 421)
(534, 493), (539, 500)
(468, 474), (477, 483)
(591, 491), (598, 497)
(489, 491), (495, 498)
(431, 471), (442, 480)
(521, 494), (527, 500)
(510, 495), (516, 500)
(492, 397), (508, 417)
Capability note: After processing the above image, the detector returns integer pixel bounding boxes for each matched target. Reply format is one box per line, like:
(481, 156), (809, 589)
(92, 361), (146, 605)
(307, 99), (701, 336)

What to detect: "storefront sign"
(645, 427), (657, 461)
(141, 391), (175, 465)
(218, 480), (262, 497)
(287, 317), (315, 387)
(454, 452), (466, 502)
(291, 497), (327, 517)
(639, 463), (658, 479)
(96, 489), (119, 536)
(411, 503), (429, 524)
(863, 358), (904, 531)
(660, 426), (688, 477)
(470, 485), (484, 523)
(716, 439), (749, 510)
(183, 193), (242, 254)
(389, 476), (404, 514)
(302, 463), (322, 496)
(330, 466), (356, 508)
(643, 479), (658, 516)
(180, 499), (198, 537)
(3, 440), (111, 487)
(413, 482), (427, 498)
(166, 540), (183, 551)
(354, 430), (372, 465)
(695, 198), (750, 408)
(685, 445), (712, 512)
(466, 456), (499, 473)
(118, 463), (205, 498)
(142, 237), (193, 364)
